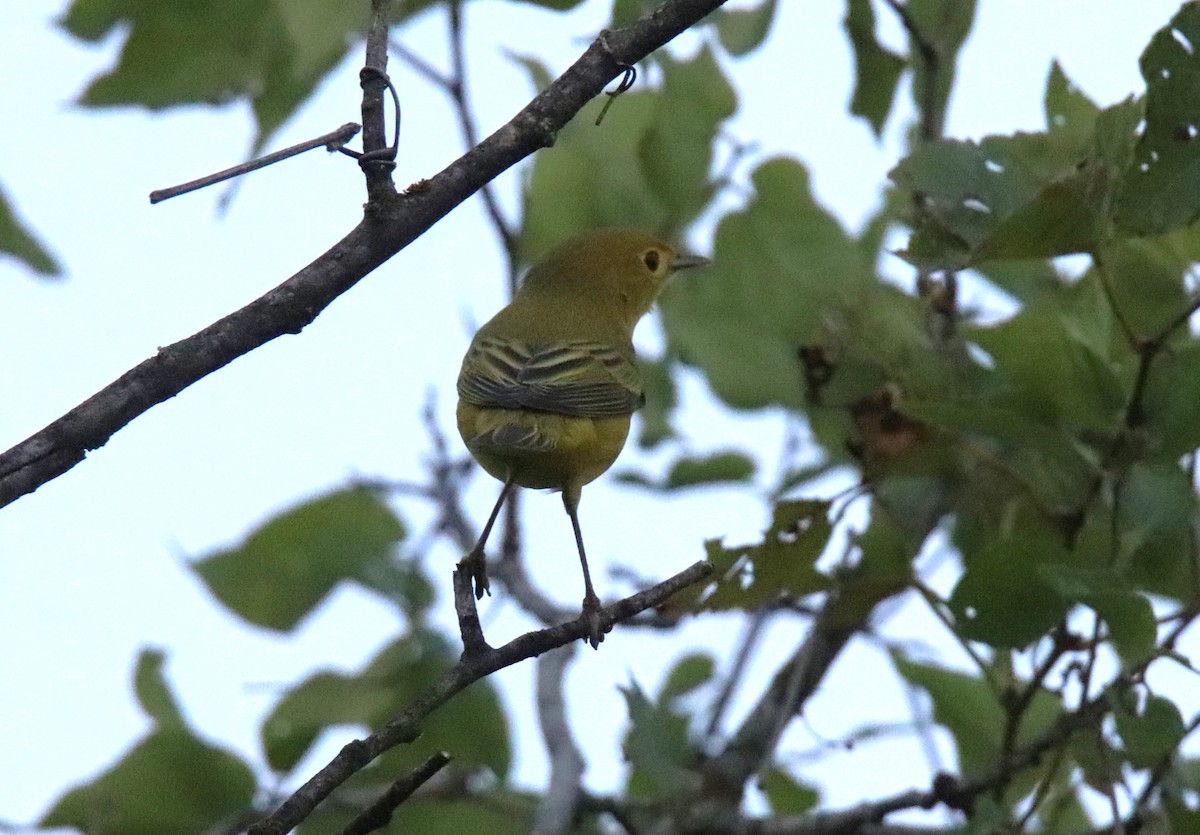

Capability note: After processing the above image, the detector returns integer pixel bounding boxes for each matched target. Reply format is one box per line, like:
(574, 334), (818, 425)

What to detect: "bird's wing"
(458, 337), (644, 417)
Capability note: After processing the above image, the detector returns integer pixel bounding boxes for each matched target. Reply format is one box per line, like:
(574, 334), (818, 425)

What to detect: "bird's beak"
(671, 253), (710, 272)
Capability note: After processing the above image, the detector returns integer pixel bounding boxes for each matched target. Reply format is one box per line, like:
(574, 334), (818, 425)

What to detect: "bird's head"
(519, 228), (709, 333)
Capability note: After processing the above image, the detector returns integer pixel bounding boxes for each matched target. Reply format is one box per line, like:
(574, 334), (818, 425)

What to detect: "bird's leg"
(564, 489), (607, 648)
(460, 477), (515, 600)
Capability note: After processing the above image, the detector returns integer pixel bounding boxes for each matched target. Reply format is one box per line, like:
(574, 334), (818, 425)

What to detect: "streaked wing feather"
(458, 337), (642, 417)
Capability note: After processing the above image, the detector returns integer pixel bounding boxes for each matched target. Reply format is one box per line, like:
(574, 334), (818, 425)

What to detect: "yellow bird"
(456, 228), (708, 647)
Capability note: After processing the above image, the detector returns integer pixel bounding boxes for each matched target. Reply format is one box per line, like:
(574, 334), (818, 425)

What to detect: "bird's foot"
(581, 593), (610, 649)
(458, 547), (491, 600)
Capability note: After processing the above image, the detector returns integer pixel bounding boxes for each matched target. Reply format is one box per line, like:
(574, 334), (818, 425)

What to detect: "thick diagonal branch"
(0, 0), (728, 510)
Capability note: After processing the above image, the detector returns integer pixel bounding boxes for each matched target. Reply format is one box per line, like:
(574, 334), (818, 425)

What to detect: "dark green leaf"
(0, 182), (60, 277)
(133, 648), (184, 727)
(949, 535), (1070, 648)
(682, 500), (832, 612)
(41, 728), (255, 835)
(716, 0), (777, 57)
(758, 767), (819, 815)
(1115, 463), (1197, 600)
(1116, 3), (1200, 235)
(192, 487), (406, 632)
(843, 0), (905, 137)
(1070, 731), (1123, 793)
(1115, 695), (1186, 769)
(892, 129), (1103, 268)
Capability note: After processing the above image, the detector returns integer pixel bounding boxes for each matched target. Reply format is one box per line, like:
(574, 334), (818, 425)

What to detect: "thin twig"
(705, 608), (770, 743)
(148, 123), (361, 204)
(359, 0), (398, 200)
(445, 0), (519, 274)
(335, 752), (452, 835)
(532, 646), (585, 835)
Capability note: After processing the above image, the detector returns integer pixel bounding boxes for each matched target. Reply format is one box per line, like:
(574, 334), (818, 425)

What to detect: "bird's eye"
(642, 249), (661, 272)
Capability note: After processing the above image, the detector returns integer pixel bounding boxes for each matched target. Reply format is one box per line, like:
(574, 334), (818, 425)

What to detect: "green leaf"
(1142, 342), (1200, 460)
(133, 648), (185, 727)
(635, 355), (677, 448)
(666, 451), (756, 488)
(1116, 3), (1200, 235)
(758, 766), (819, 815)
(661, 157), (875, 410)
(1114, 463), (1197, 600)
(637, 47), (738, 224)
(660, 653), (715, 702)
(676, 500), (832, 613)
(617, 450), (756, 491)
(1115, 695), (1187, 769)
(621, 682), (699, 799)
(891, 128), (1105, 268)
(506, 51), (554, 94)
(897, 657), (1064, 781)
(41, 728), (255, 835)
(949, 534), (1070, 649)
(59, 0), (368, 152)
(966, 297), (1127, 431)
(1045, 61), (1100, 139)
(610, 0), (657, 27)
(716, 0), (777, 57)
(0, 181), (60, 277)
(895, 657), (1003, 775)
(192, 487), (406, 632)
(843, 0), (905, 137)
(1093, 237), (1190, 339)
(262, 630), (510, 778)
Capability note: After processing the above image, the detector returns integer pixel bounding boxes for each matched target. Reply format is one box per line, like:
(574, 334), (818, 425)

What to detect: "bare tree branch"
(532, 645), (585, 835)
(245, 560), (713, 835)
(335, 751), (451, 835)
(0, 0), (729, 510)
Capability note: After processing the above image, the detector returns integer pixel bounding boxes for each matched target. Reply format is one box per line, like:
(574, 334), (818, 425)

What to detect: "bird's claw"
(581, 594), (609, 649)
(458, 549), (491, 600)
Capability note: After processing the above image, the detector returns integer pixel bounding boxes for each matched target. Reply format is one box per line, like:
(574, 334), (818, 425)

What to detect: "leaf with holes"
(1116, 3), (1200, 235)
